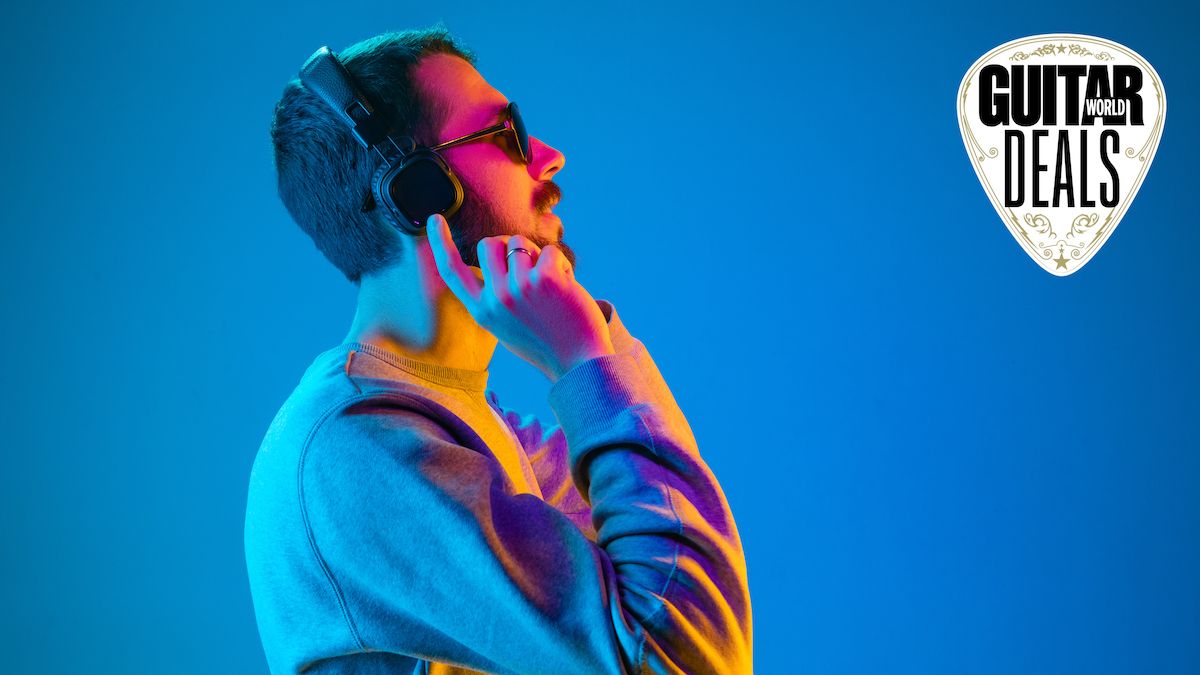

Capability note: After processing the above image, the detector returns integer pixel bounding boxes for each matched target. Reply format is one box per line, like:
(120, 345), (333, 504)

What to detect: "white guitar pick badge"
(958, 34), (1165, 276)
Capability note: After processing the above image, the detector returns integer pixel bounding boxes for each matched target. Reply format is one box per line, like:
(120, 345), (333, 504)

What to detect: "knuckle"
(546, 271), (567, 290)
(536, 272), (564, 294)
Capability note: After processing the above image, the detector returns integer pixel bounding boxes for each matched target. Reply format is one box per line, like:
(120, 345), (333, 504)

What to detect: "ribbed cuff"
(547, 349), (653, 442)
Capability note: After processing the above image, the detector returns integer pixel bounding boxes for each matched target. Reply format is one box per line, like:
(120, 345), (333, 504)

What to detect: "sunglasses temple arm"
(426, 122), (509, 153)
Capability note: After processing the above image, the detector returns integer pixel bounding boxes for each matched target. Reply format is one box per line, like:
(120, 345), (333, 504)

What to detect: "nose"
(527, 135), (565, 181)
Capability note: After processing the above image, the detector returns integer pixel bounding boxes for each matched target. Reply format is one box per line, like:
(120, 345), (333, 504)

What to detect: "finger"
(534, 243), (573, 280)
(426, 214), (481, 305)
(506, 235), (541, 293)
(477, 236), (511, 304)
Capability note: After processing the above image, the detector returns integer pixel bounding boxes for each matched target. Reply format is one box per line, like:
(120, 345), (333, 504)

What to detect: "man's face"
(411, 53), (576, 270)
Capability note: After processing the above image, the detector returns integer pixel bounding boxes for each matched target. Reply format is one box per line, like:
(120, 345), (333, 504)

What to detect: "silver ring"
(506, 247), (535, 263)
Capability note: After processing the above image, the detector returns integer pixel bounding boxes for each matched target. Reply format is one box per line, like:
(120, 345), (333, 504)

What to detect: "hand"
(424, 214), (615, 383)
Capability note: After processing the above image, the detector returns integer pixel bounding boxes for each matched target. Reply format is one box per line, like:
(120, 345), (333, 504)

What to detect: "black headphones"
(298, 46), (464, 236)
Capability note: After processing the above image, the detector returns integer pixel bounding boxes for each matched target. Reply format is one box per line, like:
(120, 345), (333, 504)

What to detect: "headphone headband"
(299, 46), (393, 150)
(296, 45), (464, 235)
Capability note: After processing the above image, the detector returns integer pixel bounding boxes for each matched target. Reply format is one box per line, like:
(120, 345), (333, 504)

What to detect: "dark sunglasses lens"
(509, 103), (530, 163)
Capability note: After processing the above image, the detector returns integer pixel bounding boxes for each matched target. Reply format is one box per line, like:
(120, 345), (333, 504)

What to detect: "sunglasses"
(427, 101), (530, 164)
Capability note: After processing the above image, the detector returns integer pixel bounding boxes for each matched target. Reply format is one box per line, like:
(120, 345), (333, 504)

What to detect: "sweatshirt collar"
(340, 341), (490, 392)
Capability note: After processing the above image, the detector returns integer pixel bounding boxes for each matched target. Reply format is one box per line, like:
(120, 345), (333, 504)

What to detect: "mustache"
(534, 181), (561, 213)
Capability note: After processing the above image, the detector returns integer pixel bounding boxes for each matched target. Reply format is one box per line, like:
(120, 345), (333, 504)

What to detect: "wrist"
(548, 339), (616, 383)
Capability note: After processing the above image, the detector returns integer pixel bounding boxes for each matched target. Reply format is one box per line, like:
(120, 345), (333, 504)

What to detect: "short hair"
(270, 27), (475, 284)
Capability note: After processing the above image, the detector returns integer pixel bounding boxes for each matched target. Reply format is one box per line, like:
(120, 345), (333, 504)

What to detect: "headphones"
(298, 46), (464, 236)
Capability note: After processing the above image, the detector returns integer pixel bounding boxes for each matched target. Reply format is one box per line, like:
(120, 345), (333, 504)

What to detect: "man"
(244, 27), (753, 674)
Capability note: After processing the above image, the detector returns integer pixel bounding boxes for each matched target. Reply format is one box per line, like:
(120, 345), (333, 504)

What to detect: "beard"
(448, 175), (578, 272)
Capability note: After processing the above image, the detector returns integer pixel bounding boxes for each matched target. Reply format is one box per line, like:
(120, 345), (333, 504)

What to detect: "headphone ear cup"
(370, 160), (413, 235)
(374, 151), (464, 236)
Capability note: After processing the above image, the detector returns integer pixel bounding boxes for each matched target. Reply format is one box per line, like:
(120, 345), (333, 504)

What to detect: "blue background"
(1, 0), (1196, 672)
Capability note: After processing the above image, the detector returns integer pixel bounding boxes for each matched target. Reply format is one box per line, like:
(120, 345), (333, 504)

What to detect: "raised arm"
(302, 334), (752, 673)
(348, 214), (756, 672)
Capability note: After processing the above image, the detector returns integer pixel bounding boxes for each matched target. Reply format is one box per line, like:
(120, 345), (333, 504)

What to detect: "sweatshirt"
(243, 299), (753, 674)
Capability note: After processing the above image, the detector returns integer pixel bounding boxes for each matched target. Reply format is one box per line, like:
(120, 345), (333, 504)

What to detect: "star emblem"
(1057, 43), (1067, 53)
(1054, 250), (1069, 269)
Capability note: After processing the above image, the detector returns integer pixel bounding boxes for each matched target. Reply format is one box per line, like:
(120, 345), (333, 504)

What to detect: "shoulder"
(266, 343), (466, 466)
(303, 390), (460, 471)
(297, 391), (518, 563)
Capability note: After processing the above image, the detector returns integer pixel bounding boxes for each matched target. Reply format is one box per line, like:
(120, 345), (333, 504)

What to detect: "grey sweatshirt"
(243, 299), (753, 674)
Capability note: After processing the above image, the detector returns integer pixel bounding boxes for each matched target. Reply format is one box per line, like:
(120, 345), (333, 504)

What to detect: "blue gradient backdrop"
(1, 0), (1196, 672)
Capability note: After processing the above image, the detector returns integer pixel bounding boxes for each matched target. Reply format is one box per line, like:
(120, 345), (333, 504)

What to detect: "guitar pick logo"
(958, 34), (1165, 276)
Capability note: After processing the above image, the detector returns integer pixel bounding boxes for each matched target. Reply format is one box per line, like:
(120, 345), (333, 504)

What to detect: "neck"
(343, 238), (497, 373)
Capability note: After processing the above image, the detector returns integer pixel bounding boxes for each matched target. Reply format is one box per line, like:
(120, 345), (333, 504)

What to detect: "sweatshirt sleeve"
(300, 301), (753, 674)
